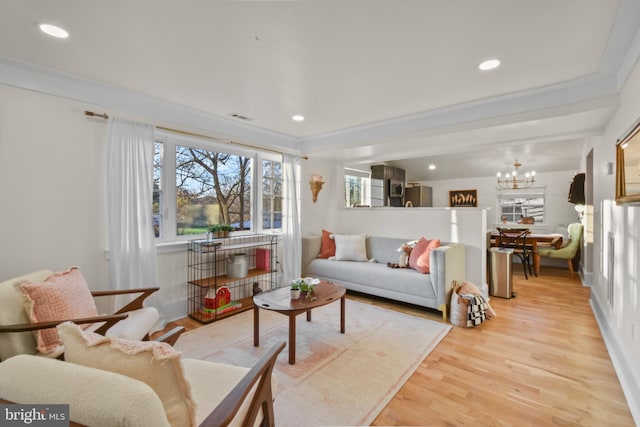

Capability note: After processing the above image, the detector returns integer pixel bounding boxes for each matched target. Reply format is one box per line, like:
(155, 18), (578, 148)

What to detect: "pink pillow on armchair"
(408, 238), (441, 274)
(15, 267), (98, 354)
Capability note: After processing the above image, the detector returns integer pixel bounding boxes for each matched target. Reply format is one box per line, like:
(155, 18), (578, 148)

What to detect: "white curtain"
(107, 118), (164, 329)
(281, 153), (302, 285)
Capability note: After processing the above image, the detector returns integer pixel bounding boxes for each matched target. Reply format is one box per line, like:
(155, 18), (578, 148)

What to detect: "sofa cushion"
(15, 267), (98, 354)
(409, 238), (441, 274)
(59, 322), (196, 427)
(333, 234), (368, 261)
(0, 269), (53, 360)
(182, 358), (277, 427)
(0, 354), (171, 427)
(317, 229), (336, 259)
(103, 306), (160, 340)
(366, 236), (416, 265)
(306, 259), (436, 300)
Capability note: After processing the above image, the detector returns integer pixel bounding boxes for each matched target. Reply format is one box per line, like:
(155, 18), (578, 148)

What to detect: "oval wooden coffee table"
(253, 281), (346, 364)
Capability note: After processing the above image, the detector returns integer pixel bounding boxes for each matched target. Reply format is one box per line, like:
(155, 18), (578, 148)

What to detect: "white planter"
(226, 253), (248, 278)
(290, 289), (301, 299)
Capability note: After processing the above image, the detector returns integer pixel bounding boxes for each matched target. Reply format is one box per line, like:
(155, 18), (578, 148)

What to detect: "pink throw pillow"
(16, 267), (98, 354)
(408, 238), (441, 274)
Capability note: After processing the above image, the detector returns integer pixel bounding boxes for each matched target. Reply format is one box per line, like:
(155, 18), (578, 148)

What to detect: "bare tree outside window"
(175, 146), (252, 235)
(262, 159), (282, 229)
(153, 142), (163, 238)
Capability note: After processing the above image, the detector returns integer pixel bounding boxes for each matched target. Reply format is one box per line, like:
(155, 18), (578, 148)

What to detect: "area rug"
(175, 299), (451, 427)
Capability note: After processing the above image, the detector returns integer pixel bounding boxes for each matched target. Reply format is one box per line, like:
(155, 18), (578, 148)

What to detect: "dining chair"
(538, 223), (584, 277)
(496, 228), (534, 279)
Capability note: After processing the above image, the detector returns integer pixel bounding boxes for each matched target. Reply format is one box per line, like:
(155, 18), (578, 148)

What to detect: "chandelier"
(496, 159), (536, 190)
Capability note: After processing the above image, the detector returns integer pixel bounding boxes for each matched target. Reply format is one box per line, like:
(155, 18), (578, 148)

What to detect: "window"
(262, 159), (283, 230)
(153, 142), (163, 238)
(175, 145), (252, 235)
(344, 168), (373, 207)
(497, 189), (546, 225)
(153, 133), (281, 241)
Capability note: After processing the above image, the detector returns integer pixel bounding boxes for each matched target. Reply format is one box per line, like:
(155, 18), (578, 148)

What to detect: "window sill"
(155, 231), (282, 254)
(493, 223), (551, 233)
(156, 241), (189, 254)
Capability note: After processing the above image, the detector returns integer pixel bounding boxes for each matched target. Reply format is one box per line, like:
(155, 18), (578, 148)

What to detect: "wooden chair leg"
(520, 254), (529, 279)
(567, 259), (575, 277)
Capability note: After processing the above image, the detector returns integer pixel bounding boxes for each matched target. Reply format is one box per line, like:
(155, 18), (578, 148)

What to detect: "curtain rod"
(84, 110), (308, 159)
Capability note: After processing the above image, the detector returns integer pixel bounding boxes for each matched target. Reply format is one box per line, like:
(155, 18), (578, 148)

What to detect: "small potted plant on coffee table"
(291, 277), (320, 300)
(290, 281), (301, 299)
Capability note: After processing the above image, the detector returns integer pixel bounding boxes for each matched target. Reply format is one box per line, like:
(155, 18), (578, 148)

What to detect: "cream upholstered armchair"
(538, 223), (584, 277)
(0, 267), (183, 361)
(0, 322), (284, 427)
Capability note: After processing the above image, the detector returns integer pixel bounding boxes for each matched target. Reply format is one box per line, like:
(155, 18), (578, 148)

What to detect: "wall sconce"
(310, 174), (325, 203)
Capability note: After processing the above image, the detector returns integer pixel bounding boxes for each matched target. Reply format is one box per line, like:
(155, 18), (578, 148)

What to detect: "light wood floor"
(156, 267), (635, 426)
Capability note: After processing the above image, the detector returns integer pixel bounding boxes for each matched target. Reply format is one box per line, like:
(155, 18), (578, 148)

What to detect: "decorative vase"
(290, 289), (300, 299)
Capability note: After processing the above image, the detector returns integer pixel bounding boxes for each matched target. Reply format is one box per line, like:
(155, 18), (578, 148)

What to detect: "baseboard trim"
(590, 293), (640, 425)
(580, 270), (593, 286)
(163, 298), (188, 324)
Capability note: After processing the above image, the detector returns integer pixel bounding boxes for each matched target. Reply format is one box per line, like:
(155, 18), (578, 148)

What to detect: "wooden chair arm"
(91, 287), (160, 314)
(0, 313), (128, 333)
(91, 287), (160, 297)
(153, 326), (186, 346)
(199, 341), (285, 427)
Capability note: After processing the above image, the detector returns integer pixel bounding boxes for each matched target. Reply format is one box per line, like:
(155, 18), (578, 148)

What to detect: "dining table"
(490, 230), (563, 276)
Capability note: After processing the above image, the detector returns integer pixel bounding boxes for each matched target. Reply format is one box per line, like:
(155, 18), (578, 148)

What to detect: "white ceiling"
(1, 0), (639, 179)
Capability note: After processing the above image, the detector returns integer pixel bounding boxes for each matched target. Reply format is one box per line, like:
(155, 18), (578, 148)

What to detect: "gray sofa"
(302, 236), (465, 320)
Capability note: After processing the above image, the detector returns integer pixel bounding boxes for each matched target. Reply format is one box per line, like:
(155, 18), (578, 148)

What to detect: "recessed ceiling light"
(39, 23), (69, 39)
(478, 59), (500, 71)
(428, 164), (436, 170)
(292, 115), (304, 122)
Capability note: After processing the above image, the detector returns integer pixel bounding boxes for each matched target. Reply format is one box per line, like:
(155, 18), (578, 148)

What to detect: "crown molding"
(0, 57), (299, 154)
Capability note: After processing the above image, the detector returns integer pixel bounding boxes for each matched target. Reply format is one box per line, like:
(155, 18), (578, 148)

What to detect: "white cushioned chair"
(537, 223), (584, 277)
(0, 268), (182, 361)
(0, 333), (285, 427)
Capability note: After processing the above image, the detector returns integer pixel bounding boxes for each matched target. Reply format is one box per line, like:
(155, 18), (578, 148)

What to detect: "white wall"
(0, 85), (199, 320)
(299, 157), (337, 236)
(589, 54), (640, 422)
(421, 170), (580, 234)
(0, 85), (110, 293)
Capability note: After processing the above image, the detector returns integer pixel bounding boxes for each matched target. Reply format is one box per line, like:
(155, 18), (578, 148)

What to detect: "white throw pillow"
(333, 234), (368, 261)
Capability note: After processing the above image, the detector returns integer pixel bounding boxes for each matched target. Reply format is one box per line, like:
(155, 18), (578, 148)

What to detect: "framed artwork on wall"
(616, 115), (640, 205)
(449, 189), (478, 207)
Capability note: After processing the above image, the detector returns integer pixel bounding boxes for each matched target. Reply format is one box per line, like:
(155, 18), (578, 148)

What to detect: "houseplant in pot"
(290, 282), (301, 299)
(291, 277), (320, 299)
(209, 224), (234, 238)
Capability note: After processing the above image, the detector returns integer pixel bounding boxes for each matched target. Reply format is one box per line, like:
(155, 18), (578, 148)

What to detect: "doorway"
(584, 149), (594, 285)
